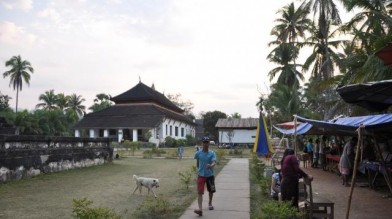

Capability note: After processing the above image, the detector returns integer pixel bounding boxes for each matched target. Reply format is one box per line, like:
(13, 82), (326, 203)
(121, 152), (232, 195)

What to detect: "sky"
(0, 0), (354, 118)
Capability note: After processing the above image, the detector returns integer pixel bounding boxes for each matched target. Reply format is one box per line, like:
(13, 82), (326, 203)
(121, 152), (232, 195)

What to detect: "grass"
(0, 156), (228, 219)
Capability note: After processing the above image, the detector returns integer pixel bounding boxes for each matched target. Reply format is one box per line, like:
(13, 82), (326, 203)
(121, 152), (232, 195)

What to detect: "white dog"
(132, 174), (160, 197)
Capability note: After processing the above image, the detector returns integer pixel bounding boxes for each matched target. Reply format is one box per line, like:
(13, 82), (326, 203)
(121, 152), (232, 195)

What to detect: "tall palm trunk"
(15, 85), (19, 113)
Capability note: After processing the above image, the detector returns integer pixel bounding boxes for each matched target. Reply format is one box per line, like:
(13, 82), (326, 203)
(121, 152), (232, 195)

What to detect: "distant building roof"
(75, 104), (193, 129)
(110, 82), (184, 113)
(75, 82), (193, 129)
(215, 118), (258, 129)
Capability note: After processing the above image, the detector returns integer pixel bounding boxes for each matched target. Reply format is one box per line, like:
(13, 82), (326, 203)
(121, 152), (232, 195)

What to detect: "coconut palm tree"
(67, 94), (86, 118)
(3, 55), (34, 113)
(36, 90), (58, 111)
(303, 21), (347, 81)
(56, 93), (70, 111)
(267, 43), (304, 87)
(270, 1), (312, 44)
(264, 83), (303, 122)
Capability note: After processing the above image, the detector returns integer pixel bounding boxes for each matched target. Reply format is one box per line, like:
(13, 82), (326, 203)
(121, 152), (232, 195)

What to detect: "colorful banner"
(253, 114), (274, 156)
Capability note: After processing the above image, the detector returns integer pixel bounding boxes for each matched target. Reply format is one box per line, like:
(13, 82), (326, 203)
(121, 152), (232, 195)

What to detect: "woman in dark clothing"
(280, 149), (313, 207)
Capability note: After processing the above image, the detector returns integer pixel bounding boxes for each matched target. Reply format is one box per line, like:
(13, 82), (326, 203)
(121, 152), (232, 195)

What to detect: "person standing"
(177, 146), (184, 160)
(319, 136), (328, 170)
(194, 137), (216, 216)
(339, 137), (357, 186)
(312, 138), (319, 168)
(271, 168), (282, 200)
(281, 148), (313, 208)
(306, 138), (314, 167)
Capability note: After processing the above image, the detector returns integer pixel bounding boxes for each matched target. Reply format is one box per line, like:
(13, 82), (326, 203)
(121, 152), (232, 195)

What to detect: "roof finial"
(139, 76), (141, 83)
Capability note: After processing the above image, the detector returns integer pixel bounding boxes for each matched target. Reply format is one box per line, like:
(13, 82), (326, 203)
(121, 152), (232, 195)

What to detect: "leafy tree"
(3, 55), (34, 113)
(230, 112), (241, 118)
(0, 92), (11, 111)
(202, 111), (227, 141)
(167, 93), (195, 119)
(89, 93), (112, 112)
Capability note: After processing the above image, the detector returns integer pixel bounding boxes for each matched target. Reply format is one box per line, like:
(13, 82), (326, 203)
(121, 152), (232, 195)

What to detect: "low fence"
(0, 135), (113, 182)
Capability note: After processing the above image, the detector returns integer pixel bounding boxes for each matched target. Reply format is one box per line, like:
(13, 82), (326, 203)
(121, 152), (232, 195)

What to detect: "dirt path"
(301, 165), (392, 219)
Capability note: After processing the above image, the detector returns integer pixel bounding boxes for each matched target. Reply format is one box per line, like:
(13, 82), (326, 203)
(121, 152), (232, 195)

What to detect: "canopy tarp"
(375, 42), (392, 66)
(273, 114), (392, 136)
(336, 80), (392, 112)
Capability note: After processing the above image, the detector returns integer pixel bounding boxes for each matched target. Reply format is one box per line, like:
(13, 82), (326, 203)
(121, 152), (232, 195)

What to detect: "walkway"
(179, 158), (250, 219)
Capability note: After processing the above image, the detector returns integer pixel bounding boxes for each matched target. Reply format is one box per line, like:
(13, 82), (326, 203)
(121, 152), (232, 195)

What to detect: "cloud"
(0, 21), (37, 45)
(1, 0), (32, 12)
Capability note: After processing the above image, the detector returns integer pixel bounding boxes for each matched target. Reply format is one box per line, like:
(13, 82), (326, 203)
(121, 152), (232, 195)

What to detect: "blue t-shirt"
(194, 150), (216, 177)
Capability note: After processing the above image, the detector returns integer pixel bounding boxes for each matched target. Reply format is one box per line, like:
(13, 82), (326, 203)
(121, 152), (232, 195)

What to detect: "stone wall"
(0, 135), (113, 182)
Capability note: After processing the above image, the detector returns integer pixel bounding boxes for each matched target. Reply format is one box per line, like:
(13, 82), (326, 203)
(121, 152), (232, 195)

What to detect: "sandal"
(208, 205), (214, 210)
(194, 209), (203, 216)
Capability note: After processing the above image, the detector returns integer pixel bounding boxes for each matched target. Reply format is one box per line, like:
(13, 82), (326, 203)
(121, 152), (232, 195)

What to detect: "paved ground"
(179, 157), (392, 219)
(179, 158), (250, 219)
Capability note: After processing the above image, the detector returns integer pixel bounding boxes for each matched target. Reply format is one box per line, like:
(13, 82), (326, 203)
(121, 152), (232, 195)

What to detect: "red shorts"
(197, 175), (215, 194)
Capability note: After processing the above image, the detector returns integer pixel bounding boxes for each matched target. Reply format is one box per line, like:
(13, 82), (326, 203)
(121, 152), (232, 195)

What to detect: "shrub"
(215, 149), (225, 164)
(178, 166), (197, 189)
(258, 200), (303, 219)
(132, 196), (179, 219)
(72, 197), (122, 219)
(164, 136), (177, 147)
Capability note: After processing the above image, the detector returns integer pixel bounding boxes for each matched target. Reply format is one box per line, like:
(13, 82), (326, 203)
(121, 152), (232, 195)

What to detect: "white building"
(215, 118), (258, 147)
(74, 82), (195, 146)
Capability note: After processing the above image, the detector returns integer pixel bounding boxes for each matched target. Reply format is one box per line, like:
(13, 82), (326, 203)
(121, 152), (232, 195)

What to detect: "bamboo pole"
(345, 126), (363, 219)
(294, 115), (297, 155)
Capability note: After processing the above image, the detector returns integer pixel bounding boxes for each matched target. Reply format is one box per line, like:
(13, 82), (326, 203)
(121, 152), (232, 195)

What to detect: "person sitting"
(271, 168), (282, 200)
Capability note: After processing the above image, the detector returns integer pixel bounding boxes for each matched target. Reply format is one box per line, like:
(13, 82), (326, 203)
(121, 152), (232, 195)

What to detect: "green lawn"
(0, 157), (227, 219)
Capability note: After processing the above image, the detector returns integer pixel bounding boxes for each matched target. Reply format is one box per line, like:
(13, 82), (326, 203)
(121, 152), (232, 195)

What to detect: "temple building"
(74, 82), (196, 146)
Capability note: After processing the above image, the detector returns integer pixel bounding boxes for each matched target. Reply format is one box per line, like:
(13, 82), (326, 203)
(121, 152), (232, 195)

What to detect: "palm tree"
(56, 93), (70, 111)
(36, 90), (58, 111)
(270, 1), (312, 44)
(303, 21), (346, 81)
(3, 55), (34, 113)
(67, 94), (86, 118)
(267, 43), (305, 87)
(264, 83), (303, 122)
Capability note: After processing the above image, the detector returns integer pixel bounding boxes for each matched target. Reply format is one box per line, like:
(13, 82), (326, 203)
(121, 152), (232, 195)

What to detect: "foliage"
(132, 195), (179, 219)
(185, 135), (196, 146)
(122, 140), (140, 156)
(166, 93), (195, 119)
(72, 197), (122, 219)
(178, 165), (197, 189)
(202, 111), (227, 141)
(164, 136), (177, 147)
(258, 200), (303, 219)
(88, 93), (113, 112)
(3, 55), (34, 113)
(215, 149), (225, 164)
(0, 92), (11, 110)
(144, 131), (152, 141)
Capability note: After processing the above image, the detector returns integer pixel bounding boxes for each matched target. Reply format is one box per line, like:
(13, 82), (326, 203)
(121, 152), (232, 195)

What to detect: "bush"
(259, 200), (303, 219)
(178, 165), (197, 189)
(164, 136), (177, 147)
(215, 149), (225, 164)
(132, 196), (179, 219)
(72, 197), (122, 219)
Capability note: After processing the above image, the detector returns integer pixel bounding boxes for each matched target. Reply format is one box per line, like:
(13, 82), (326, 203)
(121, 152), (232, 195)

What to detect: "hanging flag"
(253, 114), (274, 156)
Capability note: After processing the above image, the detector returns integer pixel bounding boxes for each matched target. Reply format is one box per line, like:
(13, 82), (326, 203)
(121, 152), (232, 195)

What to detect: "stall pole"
(346, 125), (363, 219)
